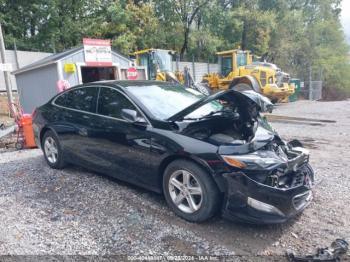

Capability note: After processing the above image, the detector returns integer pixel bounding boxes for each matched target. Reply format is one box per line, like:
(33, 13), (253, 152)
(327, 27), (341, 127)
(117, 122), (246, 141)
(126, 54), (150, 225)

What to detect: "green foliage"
(0, 0), (349, 93)
(265, 0), (350, 93)
(97, 1), (162, 54)
(0, 0), (105, 51)
(233, 7), (276, 55)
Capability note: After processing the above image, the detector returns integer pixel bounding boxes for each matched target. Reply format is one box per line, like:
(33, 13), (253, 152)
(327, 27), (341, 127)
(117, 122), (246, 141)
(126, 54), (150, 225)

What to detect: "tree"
(97, 1), (162, 54)
(155, 0), (210, 58)
(266, 0), (350, 95)
(0, 0), (104, 52)
(0, 0), (349, 97)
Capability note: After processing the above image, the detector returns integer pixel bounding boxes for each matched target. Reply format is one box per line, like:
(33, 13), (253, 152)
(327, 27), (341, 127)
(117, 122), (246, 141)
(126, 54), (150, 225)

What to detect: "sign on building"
(64, 63), (76, 73)
(83, 38), (112, 66)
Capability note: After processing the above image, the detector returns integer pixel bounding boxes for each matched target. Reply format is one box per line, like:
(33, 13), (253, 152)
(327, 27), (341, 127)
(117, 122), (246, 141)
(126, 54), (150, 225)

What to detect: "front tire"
(163, 160), (221, 222)
(42, 130), (66, 169)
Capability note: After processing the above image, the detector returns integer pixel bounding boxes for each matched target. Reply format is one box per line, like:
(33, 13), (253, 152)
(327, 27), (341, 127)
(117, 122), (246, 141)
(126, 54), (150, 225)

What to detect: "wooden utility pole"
(0, 23), (14, 116)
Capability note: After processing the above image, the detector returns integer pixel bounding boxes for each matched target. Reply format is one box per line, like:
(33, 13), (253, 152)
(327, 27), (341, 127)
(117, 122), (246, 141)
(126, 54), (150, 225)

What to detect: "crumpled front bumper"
(221, 171), (312, 224)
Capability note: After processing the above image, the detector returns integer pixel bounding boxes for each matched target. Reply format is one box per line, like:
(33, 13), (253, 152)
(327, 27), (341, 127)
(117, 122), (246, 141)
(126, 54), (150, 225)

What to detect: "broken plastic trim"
(247, 197), (285, 216)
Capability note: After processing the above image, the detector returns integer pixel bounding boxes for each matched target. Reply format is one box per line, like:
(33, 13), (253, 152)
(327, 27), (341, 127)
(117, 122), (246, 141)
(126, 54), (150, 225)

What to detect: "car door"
(52, 86), (99, 167)
(87, 86), (156, 189)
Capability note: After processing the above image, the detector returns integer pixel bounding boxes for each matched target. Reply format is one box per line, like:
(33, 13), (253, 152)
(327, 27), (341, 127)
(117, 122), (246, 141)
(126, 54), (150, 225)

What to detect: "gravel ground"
(0, 100), (349, 260)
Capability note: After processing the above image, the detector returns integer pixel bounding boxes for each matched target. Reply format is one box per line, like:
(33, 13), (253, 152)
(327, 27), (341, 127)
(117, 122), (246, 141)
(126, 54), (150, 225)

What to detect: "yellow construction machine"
(202, 49), (294, 102)
(131, 48), (211, 95)
(131, 49), (184, 83)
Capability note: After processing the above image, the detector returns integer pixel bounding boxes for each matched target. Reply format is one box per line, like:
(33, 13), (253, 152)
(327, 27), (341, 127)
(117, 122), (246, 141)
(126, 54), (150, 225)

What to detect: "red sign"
(127, 67), (138, 80)
(83, 38), (111, 46)
(83, 38), (112, 66)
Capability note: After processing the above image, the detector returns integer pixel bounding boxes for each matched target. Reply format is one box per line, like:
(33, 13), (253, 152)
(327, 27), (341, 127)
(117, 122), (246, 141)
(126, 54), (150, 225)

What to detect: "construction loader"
(131, 49), (183, 82)
(131, 48), (211, 95)
(202, 49), (294, 102)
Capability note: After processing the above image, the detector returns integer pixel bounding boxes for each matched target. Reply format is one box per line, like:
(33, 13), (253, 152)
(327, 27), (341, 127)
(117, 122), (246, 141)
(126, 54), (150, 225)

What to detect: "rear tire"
(163, 160), (221, 222)
(42, 130), (66, 169)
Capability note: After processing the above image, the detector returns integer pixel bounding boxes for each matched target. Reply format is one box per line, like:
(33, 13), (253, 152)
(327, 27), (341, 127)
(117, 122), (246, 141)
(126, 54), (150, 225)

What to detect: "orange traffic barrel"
(19, 114), (37, 148)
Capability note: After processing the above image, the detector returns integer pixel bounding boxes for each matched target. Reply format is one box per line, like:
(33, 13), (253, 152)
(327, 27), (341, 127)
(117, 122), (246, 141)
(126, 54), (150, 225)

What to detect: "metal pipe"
(0, 23), (14, 116)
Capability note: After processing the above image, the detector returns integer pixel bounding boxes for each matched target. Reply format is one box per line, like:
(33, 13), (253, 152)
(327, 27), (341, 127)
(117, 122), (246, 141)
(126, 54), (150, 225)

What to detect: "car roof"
(88, 80), (175, 88)
(54, 80), (177, 102)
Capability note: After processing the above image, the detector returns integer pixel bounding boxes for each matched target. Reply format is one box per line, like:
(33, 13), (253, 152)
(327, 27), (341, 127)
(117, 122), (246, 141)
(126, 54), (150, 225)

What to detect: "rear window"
(54, 86), (98, 113)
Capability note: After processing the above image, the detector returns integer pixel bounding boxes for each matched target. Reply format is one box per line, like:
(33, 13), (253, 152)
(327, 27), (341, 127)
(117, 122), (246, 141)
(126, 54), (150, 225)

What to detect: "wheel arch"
(229, 75), (261, 92)
(39, 126), (58, 147)
(157, 154), (223, 193)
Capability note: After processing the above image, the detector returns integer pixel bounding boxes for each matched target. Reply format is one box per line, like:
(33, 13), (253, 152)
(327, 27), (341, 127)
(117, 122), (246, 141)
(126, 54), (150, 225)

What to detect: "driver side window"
(97, 87), (137, 119)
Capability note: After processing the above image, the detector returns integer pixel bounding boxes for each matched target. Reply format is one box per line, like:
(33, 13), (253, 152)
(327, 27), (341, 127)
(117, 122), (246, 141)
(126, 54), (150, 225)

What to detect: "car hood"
(167, 89), (273, 122)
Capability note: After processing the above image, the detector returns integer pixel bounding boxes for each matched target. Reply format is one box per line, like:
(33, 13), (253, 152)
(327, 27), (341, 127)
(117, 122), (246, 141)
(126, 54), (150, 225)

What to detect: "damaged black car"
(33, 80), (314, 224)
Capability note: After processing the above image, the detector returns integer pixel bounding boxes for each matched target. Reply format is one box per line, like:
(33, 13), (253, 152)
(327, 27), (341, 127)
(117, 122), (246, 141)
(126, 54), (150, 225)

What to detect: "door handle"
(78, 128), (88, 136)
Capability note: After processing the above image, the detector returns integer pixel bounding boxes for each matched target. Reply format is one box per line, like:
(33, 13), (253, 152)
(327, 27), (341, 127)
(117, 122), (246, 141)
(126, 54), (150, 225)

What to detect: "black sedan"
(32, 80), (314, 223)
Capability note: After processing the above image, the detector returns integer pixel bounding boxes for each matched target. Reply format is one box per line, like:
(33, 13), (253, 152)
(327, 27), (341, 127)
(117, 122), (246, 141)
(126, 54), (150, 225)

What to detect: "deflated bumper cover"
(221, 171), (312, 224)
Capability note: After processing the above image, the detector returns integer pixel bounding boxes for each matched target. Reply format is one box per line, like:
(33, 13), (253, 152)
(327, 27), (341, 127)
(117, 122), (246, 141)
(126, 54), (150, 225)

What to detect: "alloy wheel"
(168, 170), (203, 213)
(44, 137), (58, 164)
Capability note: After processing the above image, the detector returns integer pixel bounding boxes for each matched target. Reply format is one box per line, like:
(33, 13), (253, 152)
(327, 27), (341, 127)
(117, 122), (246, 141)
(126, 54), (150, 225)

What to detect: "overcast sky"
(341, 0), (350, 44)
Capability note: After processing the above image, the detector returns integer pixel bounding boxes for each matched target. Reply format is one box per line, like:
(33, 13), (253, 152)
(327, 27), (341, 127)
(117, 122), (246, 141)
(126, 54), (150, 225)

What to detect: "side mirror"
(121, 109), (147, 124)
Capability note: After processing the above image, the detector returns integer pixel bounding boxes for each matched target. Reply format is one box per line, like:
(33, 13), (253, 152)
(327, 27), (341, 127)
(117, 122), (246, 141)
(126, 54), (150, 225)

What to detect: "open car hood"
(167, 89), (273, 122)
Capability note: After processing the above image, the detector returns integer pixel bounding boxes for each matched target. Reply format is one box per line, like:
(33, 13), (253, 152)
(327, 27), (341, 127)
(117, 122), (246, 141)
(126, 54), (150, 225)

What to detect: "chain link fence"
(300, 81), (323, 100)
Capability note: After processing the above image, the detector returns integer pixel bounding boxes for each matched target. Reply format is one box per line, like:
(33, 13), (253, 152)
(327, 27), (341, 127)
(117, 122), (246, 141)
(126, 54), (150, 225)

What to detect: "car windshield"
(125, 84), (223, 120)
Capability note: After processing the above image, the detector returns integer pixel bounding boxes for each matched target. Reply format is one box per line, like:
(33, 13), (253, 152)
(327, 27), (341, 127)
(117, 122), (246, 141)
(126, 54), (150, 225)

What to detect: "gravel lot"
(0, 100), (349, 260)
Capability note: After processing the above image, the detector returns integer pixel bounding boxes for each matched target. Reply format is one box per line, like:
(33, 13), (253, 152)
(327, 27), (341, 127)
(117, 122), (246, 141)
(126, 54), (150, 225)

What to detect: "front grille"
(292, 191), (312, 210)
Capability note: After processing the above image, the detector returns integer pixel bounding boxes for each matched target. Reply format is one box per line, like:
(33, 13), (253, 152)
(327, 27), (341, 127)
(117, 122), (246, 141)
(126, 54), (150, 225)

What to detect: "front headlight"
(222, 153), (284, 169)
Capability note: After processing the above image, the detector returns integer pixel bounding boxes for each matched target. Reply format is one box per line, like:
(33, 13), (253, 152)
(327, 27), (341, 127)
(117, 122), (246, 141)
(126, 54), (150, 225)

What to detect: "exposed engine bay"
(175, 90), (266, 145)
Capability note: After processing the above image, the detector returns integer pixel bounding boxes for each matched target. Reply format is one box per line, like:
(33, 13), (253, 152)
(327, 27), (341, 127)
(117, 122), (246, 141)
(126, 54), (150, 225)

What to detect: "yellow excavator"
(202, 49), (294, 102)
